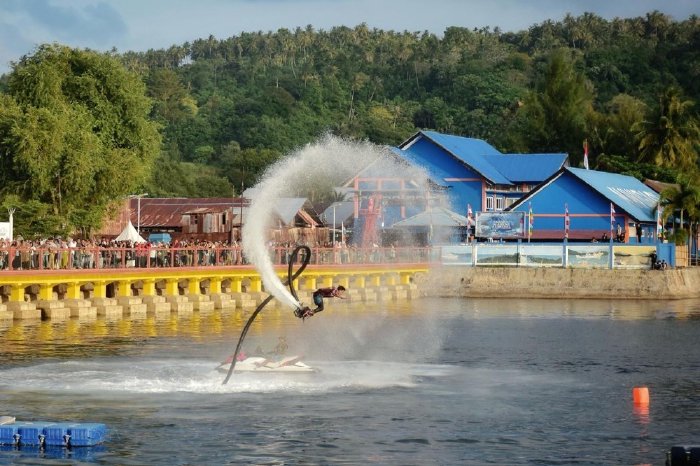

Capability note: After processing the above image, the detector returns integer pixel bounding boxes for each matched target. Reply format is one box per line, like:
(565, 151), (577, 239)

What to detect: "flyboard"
(216, 355), (315, 374)
(221, 245), (312, 384)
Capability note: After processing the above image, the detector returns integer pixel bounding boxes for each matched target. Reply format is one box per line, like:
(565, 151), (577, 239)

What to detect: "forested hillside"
(1, 11), (699, 237)
(123, 11), (699, 195)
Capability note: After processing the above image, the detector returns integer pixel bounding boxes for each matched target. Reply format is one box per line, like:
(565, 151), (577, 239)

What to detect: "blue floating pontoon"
(0, 417), (107, 448)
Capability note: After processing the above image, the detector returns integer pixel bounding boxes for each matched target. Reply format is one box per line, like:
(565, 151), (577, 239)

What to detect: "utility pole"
(239, 180), (244, 242)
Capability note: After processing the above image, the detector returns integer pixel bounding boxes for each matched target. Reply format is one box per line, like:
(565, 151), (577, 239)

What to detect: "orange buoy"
(633, 386), (650, 405)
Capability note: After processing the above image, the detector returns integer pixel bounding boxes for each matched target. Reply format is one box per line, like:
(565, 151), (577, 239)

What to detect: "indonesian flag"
(583, 139), (589, 170)
(610, 203), (616, 235)
(564, 203), (570, 239)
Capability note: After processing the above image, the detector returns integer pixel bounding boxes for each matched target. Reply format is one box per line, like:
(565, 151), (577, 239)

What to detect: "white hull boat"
(216, 355), (315, 373)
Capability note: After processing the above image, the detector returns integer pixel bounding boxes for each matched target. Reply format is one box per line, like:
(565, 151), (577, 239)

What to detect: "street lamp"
(332, 203), (336, 246)
(129, 193), (149, 235)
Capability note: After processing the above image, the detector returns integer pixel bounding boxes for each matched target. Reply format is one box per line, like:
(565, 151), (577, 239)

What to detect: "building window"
(505, 198), (516, 208)
(486, 196), (494, 211)
(495, 197), (504, 211)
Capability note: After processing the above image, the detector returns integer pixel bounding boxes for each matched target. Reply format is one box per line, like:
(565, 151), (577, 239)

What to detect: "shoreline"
(417, 266), (700, 300)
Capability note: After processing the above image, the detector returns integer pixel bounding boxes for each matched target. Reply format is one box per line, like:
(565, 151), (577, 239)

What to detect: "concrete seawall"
(416, 266), (700, 300)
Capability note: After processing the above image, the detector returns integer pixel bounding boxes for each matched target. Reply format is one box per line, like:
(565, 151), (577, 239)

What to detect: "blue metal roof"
(567, 167), (659, 222)
(485, 153), (568, 183)
(415, 131), (510, 185)
(398, 131), (567, 186)
(389, 146), (449, 187)
(419, 130), (502, 156)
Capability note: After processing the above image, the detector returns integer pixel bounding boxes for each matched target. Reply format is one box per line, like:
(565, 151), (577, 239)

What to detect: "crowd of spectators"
(0, 237), (425, 271)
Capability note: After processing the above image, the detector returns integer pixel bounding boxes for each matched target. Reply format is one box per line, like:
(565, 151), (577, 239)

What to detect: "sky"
(1, 0), (699, 74)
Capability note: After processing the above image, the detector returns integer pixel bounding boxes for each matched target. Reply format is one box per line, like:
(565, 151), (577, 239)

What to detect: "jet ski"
(216, 355), (316, 373)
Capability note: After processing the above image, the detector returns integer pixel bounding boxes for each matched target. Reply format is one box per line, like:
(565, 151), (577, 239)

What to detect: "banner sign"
(0, 222), (10, 240)
(475, 212), (525, 239)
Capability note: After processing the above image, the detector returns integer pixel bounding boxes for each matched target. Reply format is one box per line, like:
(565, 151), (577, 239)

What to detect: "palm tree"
(659, 174), (700, 244)
(636, 87), (700, 170)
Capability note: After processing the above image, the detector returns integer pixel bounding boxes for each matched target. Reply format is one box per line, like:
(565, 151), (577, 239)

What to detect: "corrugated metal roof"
(134, 197), (319, 228)
(397, 131), (567, 186)
(418, 131), (502, 156)
(411, 131), (511, 185)
(321, 201), (355, 225)
(388, 147), (449, 187)
(644, 179), (679, 194)
(183, 207), (228, 214)
(485, 153), (568, 183)
(132, 198), (246, 228)
(274, 198), (308, 225)
(392, 207), (470, 227)
(568, 167), (659, 222)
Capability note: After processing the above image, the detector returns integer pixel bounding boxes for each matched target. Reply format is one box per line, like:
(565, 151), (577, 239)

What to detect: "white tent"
(115, 221), (147, 243)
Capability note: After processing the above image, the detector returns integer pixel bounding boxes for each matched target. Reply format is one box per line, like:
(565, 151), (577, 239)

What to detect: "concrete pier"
(0, 264), (427, 321)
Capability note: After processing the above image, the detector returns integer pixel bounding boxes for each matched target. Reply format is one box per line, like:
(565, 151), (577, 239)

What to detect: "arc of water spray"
(222, 246), (310, 385)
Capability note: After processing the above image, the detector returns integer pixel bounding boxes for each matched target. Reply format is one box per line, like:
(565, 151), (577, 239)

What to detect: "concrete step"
(92, 297), (118, 307)
(231, 293), (257, 309)
(95, 304), (123, 317)
(171, 301), (194, 315)
(165, 295), (190, 304)
(188, 294), (211, 303)
(41, 307), (71, 320)
(146, 302), (171, 314)
(70, 306), (97, 319)
(64, 299), (93, 309)
(194, 301), (215, 312)
(123, 303), (147, 316)
(7, 302), (40, 319)
(36, 300), (66, 311)
(142, 295), (167, 304)
(117, 297), (143, 306)
(210, 293), (234, 309)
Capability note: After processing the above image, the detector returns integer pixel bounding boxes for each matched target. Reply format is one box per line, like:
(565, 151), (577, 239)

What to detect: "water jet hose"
(222, 245), (311, 384)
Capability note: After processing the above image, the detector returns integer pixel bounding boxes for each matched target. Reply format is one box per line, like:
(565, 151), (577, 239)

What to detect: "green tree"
(595, 94), (648, 160)
(659, 174), (700, 244)
(147, 68), (197, 124)
(517, 49), (593, 165)
(0, 44), (161, 235)
(636, 86), (699, 170)
(217, 142), (282, 189)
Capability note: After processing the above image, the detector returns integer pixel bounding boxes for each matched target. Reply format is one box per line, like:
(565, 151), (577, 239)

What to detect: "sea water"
(0, 297), (698, 465)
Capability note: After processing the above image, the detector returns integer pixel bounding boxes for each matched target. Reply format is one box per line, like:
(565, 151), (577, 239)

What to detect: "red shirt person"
(296, 286), (346, 319)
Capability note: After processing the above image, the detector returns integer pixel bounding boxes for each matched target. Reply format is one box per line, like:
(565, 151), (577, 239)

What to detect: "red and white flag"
(610, 203), (616, 235)
(583, 139), (589, 170)
(564, 203), (570, 239)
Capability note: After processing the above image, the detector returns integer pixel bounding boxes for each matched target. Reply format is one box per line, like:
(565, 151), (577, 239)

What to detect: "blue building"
(508, 167), (660, 243)
(393, 130), (568, 216)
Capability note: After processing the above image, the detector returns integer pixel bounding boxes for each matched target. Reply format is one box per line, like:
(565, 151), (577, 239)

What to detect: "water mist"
(242, 134), (429, 310)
